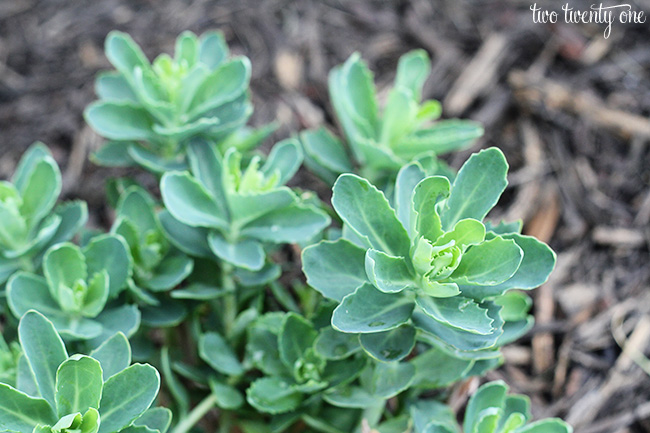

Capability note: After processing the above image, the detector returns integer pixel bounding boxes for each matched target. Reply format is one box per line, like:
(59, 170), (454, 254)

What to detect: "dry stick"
(579, 401), (650, 433)
(566, 314), (650, 427)
(443, 33), (509, 116)
(502, 120), (546, 223)
(509, 70), (650, 140)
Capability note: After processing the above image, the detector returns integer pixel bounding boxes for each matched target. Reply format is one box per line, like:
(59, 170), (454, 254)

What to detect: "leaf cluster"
(0, 30), (573, 433)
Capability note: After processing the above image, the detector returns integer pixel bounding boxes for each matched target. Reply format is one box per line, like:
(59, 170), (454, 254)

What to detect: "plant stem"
(221, 262), (237, 337)
(171, 393), (217, 433)
(217, 411), (233, 433)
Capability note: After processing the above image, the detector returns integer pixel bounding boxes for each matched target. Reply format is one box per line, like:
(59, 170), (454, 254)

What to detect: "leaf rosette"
(7, 236), (137, 341)
(411, 381), (572, 433)
(303, 147), (556, 359)
(243, 312), (370, 415)
(301, 50), (484, 187)
(0, 143), (87, 286)
(0, 311), (169, 433)
(84, 31), (268, 173)
(160, 138), (330, 271)
(111, 185), (192, 327)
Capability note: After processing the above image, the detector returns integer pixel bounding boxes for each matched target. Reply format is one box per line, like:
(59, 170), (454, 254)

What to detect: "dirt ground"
(1, 0), (649, 431)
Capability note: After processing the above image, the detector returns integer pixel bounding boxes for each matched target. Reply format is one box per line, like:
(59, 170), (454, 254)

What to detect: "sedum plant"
(301, 50), (484, 187)
(303, 148), (555, 360)
(411, 381), (572, 433)
(0, 334), (20, 387)
(159, 138), (330, 271)
(110, 185), (193, 322)
(0, 29), (572, 433)
(85, 31), (264, 173)
(0, 310), (168, 433)
(6, 236), (136, 341)
(0, 143), (87, 286)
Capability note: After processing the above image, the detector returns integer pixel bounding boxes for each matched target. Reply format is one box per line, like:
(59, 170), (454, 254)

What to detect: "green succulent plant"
(0, 334), (20, 387)
(411, 381), (573, 433)
(84, 30), (266, 173)
(7, 236), (136, 342)
(301, 50), (483, 187)
(303, 147), (555, 359)
(0, 311), (168, 433)
(159, 138), (330, 271)
(0, 143), (87, 286)
(0, 28), (575, 433)
(111, 185), (192, 327)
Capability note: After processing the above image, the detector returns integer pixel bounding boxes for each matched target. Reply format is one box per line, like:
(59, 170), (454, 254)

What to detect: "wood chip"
(443, 33), (509, 116)
(592, 226), (646, 248)
(509, 70), (650, 139)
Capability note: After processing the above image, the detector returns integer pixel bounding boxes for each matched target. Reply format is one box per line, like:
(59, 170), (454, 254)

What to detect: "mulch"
(1, 1), (649, 431)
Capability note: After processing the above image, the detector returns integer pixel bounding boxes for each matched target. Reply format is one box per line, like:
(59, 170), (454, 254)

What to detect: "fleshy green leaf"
(332, 283), (414, 333)
(199, 332), (243, 376)
(449, 237), (522, 286)
(209, 379), (244, 410)
(95, 72), (138, 103)
(314, 327), (360, 360)
(410, 346), (473, 389)
(411, 176), (451, 242)
(395, 49), (430, 101)
(241, 203), (330, 244)
(364, 249), (415, 293)
(302, 239), (368, 302)
(329, 53), (379, 147)
(399, 120), (483, 159)
(464, 381), (507, 432)
(279, 313), (318, 369)
(105, 31), (150, 76)
(332, 174), (410, 257)
(199, 31), (229, 69)
(43, 243), (87, 304)
(159, 211), (213, 258)
(369, 361), (415, 398)
(0, 383), (57, 432)
(90, 332), (132, 380)
(55, 355), (103, 417)
(18, 158), (61, 225)
(141, 299), (187, 327)
(186, 138), (229, 219)
(516, 419), (573, 433)
(301, 128), (353, 183)
(88, 304), (141, 348)
(359, 324), (416, 362)
(395, 163), (425, 232)
(260, 139), (303, 186)
(98, 364), (160, 433)
(84, 234), (132, 299)
(323, 386), (382, 409)
(160, 172), (227, 230)
(134, 407), (173, 433)
(415, 296), (494, 335)
(246, 377), (302, 414)
(462, 233), (556, 299)
(84, 101), (155, 142)
(187, 58), (251, 118)
(207, 233), (263, 271)
(440, 147), (508, 230)
(18, 310), (68, 408)
(8, 273), (65, 321)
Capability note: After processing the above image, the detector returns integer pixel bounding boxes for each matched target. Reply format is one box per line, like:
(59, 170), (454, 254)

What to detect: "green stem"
(218, 411), (233, 433)
(171, 393), (217, 433)
(221, 262), (237, 337)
